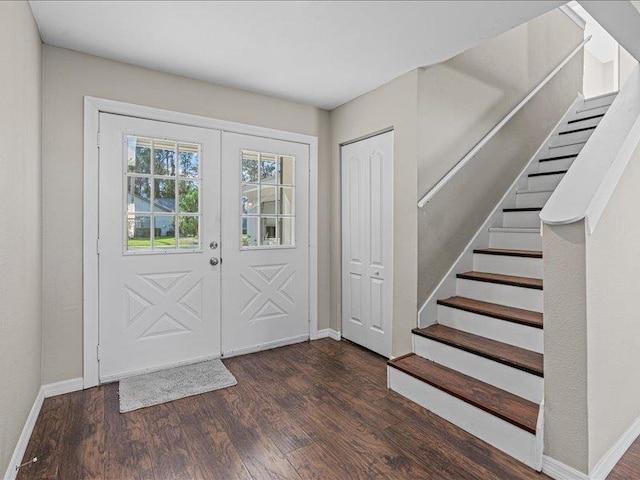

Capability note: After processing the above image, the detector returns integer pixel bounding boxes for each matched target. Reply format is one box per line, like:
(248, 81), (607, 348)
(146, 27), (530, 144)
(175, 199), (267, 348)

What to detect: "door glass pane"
(178, 142), (199, 177)
(278, 187), (294, 215)
(178, 216), (200, 249)
(260, 185), (277, 214)
(127, 214), (151, 250)
(153, 215), (176, 249)
(127, 136), (151, 174)
(279, 217), (295, 246)
(154, 179), (176, 212)
(242, 151), (259, 183)
(280, 155), (295, 185)
(178, 180), (199, 213)
(260, 153), (278, 183)
(154, 140), (177, 176)
(242, 184), (259, 215)
(242, 217), (259, 247)
(127, 177), (151, 212)
(261, 217), (278, 246)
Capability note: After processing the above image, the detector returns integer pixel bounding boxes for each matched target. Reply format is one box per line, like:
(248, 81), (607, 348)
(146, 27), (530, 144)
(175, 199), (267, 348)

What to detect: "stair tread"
(539, 154), (578, 162)
(473, 248), (542, 258)
(567, 113), (604, 124)
(529, 170), (567, 177)
(558, 125), (596, 135)
(412, 325), (544, 377)
(438, 296), (543, 328)
(503, 207), (542, 212)
(388, 353), (539, 433)
(457, 271), (542, 290)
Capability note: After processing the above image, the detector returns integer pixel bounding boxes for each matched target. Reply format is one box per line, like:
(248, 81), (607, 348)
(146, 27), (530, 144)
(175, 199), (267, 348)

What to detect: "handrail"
(417, 35), (591, 209)
(540, 64), (640, 233)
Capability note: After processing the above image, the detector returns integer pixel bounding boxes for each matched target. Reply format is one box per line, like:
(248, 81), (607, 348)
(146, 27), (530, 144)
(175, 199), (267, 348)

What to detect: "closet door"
(341, 131), (393, 357)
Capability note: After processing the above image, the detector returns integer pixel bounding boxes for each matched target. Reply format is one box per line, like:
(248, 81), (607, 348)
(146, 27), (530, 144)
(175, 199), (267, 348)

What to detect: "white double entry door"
(98, 114), (310, 382)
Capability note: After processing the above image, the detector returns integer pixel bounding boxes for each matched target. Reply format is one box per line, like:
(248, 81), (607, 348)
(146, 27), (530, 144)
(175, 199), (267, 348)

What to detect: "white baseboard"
(3, 387), (44, 480)
(4, 377), (84, 480)
(590, 412), (640, 480)
(42, 377), (84, 398)
(315, 328), (341, 341)
(543, 412), (640, 480)
(542, 456), (589, 480)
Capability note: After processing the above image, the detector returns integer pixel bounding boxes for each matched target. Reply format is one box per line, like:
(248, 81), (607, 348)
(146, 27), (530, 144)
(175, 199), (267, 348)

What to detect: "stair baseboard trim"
(42, 377), (84, 398)
(542, 457), (589, 480)
(388, 366), (539, 469)
(315, 328), (342, 341)
(4, 387), (45, 480)
(417, 96), (583, 327)
(590, 411), (640, 480)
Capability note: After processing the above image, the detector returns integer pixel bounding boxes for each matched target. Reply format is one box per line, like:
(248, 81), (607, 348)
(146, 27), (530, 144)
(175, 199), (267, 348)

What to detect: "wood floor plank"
(15, 339), (571, 480)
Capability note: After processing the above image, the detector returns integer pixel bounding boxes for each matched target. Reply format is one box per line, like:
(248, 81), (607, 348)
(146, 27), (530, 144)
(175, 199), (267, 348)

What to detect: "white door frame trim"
(83, 96), (319, 388)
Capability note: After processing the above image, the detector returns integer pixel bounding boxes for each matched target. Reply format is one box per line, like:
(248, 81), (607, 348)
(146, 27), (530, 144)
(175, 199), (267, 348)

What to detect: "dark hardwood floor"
(17, 339), (559, 479)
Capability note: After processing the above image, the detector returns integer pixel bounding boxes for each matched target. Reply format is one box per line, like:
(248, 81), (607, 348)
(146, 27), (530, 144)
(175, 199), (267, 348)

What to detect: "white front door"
(221, 133), (310, 356)
(98, 114), (221, 381)
(341, 131), (393, 357)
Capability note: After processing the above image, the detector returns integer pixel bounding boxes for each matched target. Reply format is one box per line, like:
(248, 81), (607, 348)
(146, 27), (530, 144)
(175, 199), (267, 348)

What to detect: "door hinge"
(96, 344), (101, 361)
(96, 237), (101, 254)
(97, 131), (101, 149)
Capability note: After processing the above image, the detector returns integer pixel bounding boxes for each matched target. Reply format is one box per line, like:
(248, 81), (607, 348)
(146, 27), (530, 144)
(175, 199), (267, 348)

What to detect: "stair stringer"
(417, 95), (584, 328)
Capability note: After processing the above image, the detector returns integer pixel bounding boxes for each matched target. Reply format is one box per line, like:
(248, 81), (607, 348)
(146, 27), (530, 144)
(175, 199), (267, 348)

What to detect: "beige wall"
(0, 2), (42, 474)
(543, 221), (589, 473)
(42, 46), (331, 383)
(585, 138), (640, 471)
(417, 9), (583, 308)
(330, 71), (419, 355)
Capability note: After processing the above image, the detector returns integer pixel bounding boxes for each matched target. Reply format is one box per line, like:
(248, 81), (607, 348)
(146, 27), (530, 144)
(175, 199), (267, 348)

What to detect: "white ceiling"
(29, 1), (563, 110)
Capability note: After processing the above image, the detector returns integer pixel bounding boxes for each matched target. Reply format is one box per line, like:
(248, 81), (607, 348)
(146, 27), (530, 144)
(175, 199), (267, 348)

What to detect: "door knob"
(209, 257), (219, 266)
(210, 241), (219, 250)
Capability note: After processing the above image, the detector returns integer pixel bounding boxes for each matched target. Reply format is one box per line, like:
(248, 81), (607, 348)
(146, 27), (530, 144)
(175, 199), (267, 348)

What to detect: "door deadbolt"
(209, 257), (219, 266)
(210, 241), (219, 250)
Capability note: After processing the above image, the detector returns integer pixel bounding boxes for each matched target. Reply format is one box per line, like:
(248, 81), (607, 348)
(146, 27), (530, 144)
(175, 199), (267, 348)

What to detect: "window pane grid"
(240, 150), (296, 249)
(125, 135), (201, 253)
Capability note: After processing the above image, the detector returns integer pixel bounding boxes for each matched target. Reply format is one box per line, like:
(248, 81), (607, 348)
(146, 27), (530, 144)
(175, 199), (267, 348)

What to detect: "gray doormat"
(118, 359), (237, 413)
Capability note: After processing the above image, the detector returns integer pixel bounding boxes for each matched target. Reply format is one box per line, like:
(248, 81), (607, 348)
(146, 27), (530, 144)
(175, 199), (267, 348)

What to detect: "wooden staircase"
(388, 92), (618, 469)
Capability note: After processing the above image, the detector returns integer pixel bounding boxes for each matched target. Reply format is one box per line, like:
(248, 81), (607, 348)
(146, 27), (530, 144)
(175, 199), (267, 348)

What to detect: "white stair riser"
(489, 230), (542, 250)
(437, 305), (543, 353)
(503, 210), (541, 228)
(413, 335), (543, 402)
(456, 278), (542, 312)
(516, 190), (553, 208)
(528, 173), (564, 190)
(581, 93), (616, 111)
(387, 367), (537, 468)
(544, 142), (584, 158)
(473, 253), (542, 278)
(549, 129), (594, 147)
(388, 367), (539, 469)
(537, 158), (574, 173)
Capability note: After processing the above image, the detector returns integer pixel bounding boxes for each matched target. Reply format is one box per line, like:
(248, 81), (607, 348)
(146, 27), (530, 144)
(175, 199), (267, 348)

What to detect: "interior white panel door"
(341, 131), (393, 357)
(221, 132), (309, 356)
(98, 114), (221, 381)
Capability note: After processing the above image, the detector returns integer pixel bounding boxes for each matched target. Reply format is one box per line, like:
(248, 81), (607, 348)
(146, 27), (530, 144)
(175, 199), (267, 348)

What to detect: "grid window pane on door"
(125, 135), (201, 253)
(240, 150), (295, 248)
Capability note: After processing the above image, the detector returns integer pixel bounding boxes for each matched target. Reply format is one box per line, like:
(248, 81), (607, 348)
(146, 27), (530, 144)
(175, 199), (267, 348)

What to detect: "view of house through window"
(241, 150), (295, 248)
(125, 135), (201, 252)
